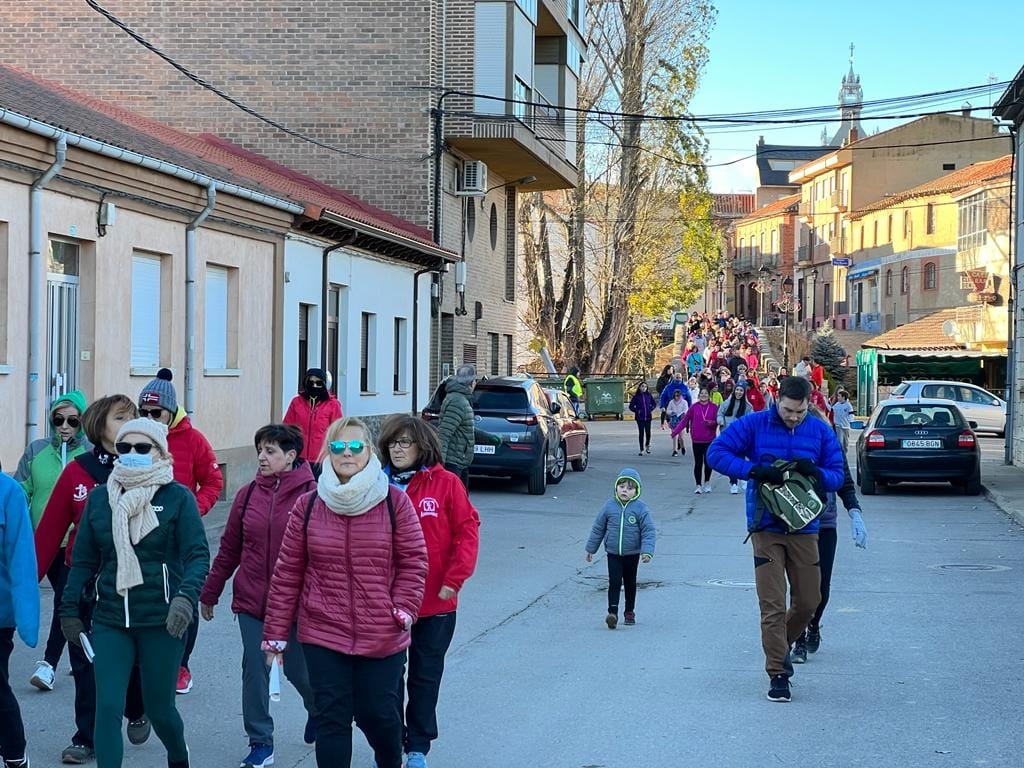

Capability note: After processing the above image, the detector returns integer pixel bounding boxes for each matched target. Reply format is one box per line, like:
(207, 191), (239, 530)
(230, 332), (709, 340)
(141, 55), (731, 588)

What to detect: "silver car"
(890, 380), (1006, 435)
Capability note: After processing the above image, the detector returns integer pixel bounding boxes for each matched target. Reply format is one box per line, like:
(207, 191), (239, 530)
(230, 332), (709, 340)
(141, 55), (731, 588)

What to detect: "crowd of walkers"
(0, 367), (479, 768)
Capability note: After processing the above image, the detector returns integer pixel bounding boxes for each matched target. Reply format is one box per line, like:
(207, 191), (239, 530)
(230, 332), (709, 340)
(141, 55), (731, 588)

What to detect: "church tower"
(828, 43), (866, 146)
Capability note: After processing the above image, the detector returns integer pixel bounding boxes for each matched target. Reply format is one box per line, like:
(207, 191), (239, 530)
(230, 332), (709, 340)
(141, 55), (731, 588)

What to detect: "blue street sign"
(831, 257), (851, 267)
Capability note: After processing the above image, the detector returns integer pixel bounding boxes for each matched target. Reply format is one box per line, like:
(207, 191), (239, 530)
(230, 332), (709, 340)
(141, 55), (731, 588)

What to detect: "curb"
(982, 484), (1024, 528)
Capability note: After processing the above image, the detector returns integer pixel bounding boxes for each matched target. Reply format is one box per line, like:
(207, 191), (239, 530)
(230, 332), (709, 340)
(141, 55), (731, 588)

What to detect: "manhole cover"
(704, 579), (756, 588)
(930, 564), (1010, 572)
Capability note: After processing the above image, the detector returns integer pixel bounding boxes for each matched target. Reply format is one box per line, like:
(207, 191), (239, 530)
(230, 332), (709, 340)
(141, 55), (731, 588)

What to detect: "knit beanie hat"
(116, 418), (170, 455)
(139, 368), (178, 413)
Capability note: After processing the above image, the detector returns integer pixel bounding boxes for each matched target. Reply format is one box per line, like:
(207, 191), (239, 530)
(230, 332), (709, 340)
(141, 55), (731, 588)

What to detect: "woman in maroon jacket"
(263, 417), (427, 768)
(378, 415), (479, 768)
(199, 424), (318, 768)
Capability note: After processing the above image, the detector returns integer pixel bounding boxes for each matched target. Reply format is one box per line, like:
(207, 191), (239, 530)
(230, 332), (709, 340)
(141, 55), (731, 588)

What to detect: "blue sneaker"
(406, 752), (428, 768)
(240, 743), (274, 768)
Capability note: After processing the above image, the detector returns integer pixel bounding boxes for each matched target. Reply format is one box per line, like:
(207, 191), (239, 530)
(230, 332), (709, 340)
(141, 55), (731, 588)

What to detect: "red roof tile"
(738, 193), (800, 224)
(863, 308), (964, 351)
(712, 193), (756, 217)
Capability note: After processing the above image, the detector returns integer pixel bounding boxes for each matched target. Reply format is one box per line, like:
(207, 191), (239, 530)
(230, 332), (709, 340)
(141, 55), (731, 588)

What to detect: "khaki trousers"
(751, 531), (821, 677)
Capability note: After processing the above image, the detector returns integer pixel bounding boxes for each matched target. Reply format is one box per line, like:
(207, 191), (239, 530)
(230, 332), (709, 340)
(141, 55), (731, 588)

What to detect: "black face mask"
(304, 380), (327, 401)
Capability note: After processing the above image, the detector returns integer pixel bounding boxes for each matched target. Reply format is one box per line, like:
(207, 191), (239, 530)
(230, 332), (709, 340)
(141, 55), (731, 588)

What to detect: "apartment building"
(0, 0), (586, 401)
(732, 194), (800, 323)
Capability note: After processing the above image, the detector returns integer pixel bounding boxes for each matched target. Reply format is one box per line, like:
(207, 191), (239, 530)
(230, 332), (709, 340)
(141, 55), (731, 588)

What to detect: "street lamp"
(775, 276), (795, 369)
(757, 264), (770, 327)
(717, 269), (725, 312)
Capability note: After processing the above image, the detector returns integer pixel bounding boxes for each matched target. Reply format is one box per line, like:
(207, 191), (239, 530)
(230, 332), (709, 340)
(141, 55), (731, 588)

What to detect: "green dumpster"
(583, 377), (625, 420)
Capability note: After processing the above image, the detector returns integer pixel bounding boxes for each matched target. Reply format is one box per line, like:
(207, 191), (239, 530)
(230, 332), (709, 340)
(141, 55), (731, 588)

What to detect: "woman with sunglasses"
(58, 417), (209, 768)
(264, 417), (427, 768)
(283, 367), (343, 480)
(199, 424), (319, 768)
(35, 395), (153, 764)
(14, 389), (89, 693)
(377, 415), (479, 768)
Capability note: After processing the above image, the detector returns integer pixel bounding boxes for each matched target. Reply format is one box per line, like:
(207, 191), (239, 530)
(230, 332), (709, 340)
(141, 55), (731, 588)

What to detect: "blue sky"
(691, 0), (1023, 191)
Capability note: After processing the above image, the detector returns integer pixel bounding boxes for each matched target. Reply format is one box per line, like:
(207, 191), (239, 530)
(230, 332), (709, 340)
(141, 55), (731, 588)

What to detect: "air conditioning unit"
(457, 160), (488, 196)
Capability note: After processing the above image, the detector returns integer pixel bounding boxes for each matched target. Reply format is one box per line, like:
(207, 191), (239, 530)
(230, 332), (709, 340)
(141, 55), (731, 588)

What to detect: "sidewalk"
(981, 454), (1024, 528)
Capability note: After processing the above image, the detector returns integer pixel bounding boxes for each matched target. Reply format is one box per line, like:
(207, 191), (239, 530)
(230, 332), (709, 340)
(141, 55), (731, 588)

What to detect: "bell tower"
(829, 43), (866, 146)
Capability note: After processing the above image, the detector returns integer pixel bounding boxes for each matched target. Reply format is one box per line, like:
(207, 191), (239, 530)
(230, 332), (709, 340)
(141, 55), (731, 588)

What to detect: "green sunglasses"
(329, 440), (366, 455)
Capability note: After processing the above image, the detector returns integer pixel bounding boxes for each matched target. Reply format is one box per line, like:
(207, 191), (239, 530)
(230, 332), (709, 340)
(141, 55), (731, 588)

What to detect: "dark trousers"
(179, 605), (199, 670)
(635, 419), (651, 450)
(302, 644), (406, 768)
(402, 613), (457, 756)
(691, 442), (713, 485)
(606, 553), (640, 614)
(443, 463), (469, 490)
(751, 532), (821, 677)
(0, 627), (27, 761)
(811, 527), (838, 627)
(43, 548), (69, 669)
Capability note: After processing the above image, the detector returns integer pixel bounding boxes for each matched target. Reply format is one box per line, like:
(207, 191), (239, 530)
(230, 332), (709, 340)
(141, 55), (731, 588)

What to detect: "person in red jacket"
(377, 415), (479, 768)
(263, 417), (427, 768)
(34, 394), (150, 763)
(200, 424), (319, 768)
(283, 368), (343, 478)
(138, 368), (224, 694)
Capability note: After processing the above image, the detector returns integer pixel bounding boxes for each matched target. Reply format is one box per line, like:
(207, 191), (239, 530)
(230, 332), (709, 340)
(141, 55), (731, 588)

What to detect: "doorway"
(46, 240), (80, 403)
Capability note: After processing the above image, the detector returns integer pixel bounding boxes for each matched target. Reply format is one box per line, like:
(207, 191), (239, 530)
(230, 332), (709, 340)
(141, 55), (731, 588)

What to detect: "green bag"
(756, 459), (825, 533)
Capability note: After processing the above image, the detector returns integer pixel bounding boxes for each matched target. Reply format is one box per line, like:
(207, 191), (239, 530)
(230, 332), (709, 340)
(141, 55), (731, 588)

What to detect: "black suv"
(421, 376), (563, 494)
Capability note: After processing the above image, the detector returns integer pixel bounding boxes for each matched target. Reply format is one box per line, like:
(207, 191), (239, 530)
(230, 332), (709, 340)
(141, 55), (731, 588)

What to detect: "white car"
(890, 380), (1006, 435)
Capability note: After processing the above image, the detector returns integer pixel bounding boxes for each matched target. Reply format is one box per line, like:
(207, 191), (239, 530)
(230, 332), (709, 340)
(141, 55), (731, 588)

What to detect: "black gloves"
(793, 458), (819, 478)
(61, 617), (86, 646)
(749, 464), (786, 485)
(166, 596), (194, 639)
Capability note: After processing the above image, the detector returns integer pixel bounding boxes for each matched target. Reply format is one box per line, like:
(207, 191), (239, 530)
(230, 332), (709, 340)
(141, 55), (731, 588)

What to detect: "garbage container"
(583, 377), (625, 420)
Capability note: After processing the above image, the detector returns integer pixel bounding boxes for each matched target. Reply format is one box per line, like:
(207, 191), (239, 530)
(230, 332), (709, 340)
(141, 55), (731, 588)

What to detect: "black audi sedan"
(855, 398), (981, 495)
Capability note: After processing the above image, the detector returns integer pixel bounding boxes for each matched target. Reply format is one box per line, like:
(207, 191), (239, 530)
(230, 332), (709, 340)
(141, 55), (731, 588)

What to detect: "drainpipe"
(320, 232), (358, 388)
(185, 182), (216, 416)
(1005, 125), (1019, 465)
(412, 264), (442, 413)
(27, 133), (67, 442)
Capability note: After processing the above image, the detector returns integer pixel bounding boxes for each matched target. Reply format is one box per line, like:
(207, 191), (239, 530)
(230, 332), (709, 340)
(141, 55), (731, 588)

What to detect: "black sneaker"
(61, 743), (94, 765)
(806, 624), (821, 653)
(767, 675), (791, 702)
(792, 633), (808, 664)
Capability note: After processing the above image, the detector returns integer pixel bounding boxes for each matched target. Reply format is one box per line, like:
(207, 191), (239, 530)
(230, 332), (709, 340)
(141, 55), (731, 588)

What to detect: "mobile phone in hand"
(79, 632), (95, 663)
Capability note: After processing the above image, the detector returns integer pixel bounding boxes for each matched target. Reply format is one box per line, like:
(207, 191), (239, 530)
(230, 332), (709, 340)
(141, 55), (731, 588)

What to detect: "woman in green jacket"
(14, 389), (90, 691)
(59, 417), (209, 768)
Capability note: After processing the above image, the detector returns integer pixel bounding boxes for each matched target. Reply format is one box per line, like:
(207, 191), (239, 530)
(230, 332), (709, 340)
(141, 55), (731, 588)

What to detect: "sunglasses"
(115, 442), (155, 455)
(139, 408), (165, 419)
(329, 440), (366, 455)
(388, 438), (414, 449)
(52, 415), (81, 429)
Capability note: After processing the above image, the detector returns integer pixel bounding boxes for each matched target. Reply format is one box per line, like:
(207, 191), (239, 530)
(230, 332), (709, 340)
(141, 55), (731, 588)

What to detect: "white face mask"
(119, 453), (153, 469)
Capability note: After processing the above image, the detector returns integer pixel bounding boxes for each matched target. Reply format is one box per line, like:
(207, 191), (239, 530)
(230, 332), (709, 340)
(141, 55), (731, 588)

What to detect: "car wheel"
(859, 462), (876, 495)
(571, 438), (590, 472)
(527, 455), (548, 495)
(964, 474), (982, 496)
(548, 442), (566, 484)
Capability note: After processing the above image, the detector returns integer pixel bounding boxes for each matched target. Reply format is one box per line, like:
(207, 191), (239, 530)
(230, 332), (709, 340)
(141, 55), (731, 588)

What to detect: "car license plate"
(901, 439), (941, 449)
(474, 444), (496, 454)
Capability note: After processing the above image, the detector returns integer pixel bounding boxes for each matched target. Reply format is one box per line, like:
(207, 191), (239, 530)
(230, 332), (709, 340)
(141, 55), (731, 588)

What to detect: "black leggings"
(811, 527), (838, 627)
(636, 419), (651, 450)
(692, 442), (713, 485)
(606, 553), (640, 613)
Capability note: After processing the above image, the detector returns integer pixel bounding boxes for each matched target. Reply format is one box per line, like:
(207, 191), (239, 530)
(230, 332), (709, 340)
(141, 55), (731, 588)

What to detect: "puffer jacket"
(263, 486), (428, 658)
(167, 409), (224, 515)
(15, 390), (91, 529)
(60, 482), (210, 629)
(820, 456), (860, 529)
(628, 390), (656, 422)
(200, 462), (317, 619)
(283, 393), (343, 463)
(0, 474), (40, 647)
(585, 468), (656, 557)
(658, 379), (693, 409)
(706, 406), (845, 534)
(437, 381), (476, 469)
(395, 464), (480, 618)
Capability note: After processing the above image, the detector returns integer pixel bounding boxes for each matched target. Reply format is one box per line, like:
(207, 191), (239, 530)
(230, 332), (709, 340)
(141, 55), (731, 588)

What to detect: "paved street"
(12, 423), (1024, 767)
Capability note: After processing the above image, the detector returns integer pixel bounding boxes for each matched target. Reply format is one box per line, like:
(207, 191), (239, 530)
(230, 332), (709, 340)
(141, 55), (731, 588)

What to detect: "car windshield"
(473, 388), (529, 411)
(891, 382), (910, 396)
(877, 404), (961, 429)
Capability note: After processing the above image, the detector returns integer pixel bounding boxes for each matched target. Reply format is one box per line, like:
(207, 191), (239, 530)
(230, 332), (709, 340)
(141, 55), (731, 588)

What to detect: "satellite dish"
(942, 319), (958, 338)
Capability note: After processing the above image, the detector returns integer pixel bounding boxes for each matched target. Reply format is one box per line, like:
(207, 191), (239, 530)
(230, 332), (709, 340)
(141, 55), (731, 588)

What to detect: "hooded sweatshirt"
(585, 468), (656, 557)
(14, 390), (91, 529)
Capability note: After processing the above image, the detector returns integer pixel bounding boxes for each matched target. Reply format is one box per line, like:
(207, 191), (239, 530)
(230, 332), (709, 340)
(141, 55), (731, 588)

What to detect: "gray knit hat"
(116, 418), (170, 455)
(139, 368), (178, 413)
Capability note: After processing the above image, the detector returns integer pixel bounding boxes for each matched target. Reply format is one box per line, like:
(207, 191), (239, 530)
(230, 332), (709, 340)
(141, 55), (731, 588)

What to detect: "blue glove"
(848, 508), (867, 549)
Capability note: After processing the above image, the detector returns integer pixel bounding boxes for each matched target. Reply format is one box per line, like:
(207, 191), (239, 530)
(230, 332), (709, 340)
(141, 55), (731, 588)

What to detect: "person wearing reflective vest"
(563, 367), (584, 412)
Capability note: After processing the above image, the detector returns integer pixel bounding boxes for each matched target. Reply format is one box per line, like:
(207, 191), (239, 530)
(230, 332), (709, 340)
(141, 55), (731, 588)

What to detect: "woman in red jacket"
(283, 368), (343, 478)
(377, 415), (480, 768)
(263, 417), (427, 768)
(199, 424), (318, 768)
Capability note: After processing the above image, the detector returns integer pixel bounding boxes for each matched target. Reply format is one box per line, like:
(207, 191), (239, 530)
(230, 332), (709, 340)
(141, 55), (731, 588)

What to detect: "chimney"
(847, 127), (859, 144)
(961, 101), (972, 117)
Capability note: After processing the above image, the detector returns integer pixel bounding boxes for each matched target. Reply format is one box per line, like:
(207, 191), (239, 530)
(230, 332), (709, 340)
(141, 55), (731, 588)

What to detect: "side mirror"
(969, 420), (978, 430)
(550, 402), (561, 414)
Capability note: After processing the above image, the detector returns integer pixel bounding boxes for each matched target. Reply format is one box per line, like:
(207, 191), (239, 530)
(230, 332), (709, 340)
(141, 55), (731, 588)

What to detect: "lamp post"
(757, 264), (770, 327)
(717, 269), (725, 313)
(775, 276), (795, 369)
(810, 266), (819, 330)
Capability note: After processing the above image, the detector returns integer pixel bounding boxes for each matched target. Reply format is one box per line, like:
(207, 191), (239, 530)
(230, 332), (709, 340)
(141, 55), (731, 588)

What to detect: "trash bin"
(583, 377), (625, 420)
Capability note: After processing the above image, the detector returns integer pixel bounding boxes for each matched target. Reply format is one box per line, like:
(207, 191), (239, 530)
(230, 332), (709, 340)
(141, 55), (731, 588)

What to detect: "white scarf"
(108, 457), (175, 596)
(317, 453), (390, 516)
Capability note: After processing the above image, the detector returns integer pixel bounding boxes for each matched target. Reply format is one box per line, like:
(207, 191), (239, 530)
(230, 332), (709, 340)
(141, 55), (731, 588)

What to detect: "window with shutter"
(131, 253), (162, 368)
(393, 317), (408, 393)
(205, 265), (229, 369)
(360, 312), (376, 392)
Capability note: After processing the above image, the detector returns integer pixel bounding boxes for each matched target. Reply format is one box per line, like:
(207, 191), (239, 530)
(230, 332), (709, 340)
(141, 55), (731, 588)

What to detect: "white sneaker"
(730, 483), (739, 495)
(30, 661), (55, 691)
(703, 482), (712, 494)
(694, 486), (702, 495)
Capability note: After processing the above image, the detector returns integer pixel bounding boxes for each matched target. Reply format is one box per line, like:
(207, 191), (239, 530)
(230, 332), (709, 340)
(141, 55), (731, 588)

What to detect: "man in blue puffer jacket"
(707, 376), (844, 703)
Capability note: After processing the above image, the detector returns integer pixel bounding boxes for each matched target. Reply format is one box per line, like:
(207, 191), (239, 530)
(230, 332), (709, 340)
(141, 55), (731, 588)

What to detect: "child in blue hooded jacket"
(585, 469), (655, 629)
